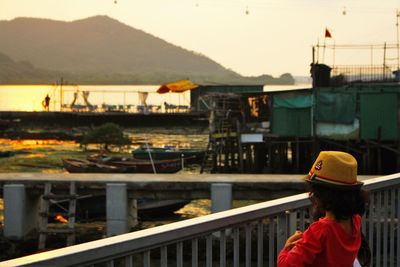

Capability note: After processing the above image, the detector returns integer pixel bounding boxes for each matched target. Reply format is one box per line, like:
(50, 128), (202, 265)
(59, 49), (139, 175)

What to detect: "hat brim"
(304, 174), (363, 190)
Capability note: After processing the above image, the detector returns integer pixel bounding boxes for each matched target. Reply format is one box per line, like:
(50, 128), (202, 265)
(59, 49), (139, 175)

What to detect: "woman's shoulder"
(311, 215), (362, 237)
(352, 214), (361, 224)
(307, 217), (338, 236)
(306, 218), (332, 236)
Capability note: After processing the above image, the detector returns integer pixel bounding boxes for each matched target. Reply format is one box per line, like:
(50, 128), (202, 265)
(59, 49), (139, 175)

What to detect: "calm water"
(0, 84), (311, 112)
(0, 127), (209, 152)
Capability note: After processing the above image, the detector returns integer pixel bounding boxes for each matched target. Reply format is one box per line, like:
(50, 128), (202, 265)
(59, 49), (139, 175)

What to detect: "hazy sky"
(1, 0), (399, 77)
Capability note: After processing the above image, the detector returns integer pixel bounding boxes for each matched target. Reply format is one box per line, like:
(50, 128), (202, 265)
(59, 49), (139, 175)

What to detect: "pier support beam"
(106, 183), (135, 236)
(129, 198), (138, 229)
(211, 183), (232, 213)
(3, 184), (40, 239)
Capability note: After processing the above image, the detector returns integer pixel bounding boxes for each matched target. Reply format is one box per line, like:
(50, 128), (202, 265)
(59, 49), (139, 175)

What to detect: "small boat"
(62, 158), (127, 173)
(87, 154), (183, 174)
(0, 151), (14, 158)
(0, 119), (11, 130)
(132, 146), (205, 163)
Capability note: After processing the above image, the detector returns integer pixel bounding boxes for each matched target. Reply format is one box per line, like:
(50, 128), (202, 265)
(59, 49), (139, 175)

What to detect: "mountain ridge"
(0, 16), (294, 85)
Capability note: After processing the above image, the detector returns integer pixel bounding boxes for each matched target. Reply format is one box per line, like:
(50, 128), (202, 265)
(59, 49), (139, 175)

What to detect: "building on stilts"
(192, 42), (400, 175)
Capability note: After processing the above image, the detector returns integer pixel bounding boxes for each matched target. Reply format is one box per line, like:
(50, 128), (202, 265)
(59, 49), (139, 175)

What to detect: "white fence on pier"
(1, 173), (400, 267)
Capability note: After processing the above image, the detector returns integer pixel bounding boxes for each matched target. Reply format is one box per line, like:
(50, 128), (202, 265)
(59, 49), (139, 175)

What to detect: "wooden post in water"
(295, 137), (300, 173)
(377, 127), (382, 174)
(237, 121), (244, 173)
(397, 135), (400, 172)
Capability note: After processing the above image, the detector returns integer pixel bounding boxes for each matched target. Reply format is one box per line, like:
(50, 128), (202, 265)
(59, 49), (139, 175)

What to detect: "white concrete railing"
(1, 173), (399, 267)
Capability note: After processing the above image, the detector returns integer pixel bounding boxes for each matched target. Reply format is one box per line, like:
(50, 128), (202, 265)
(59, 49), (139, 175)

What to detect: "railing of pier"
(1, 173), (400, 267)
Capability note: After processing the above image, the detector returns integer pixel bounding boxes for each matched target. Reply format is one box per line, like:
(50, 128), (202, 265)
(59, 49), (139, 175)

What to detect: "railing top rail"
(1, 172), (399, 267)
(0, 173), (306, 184)
(361, 172), (400, 191)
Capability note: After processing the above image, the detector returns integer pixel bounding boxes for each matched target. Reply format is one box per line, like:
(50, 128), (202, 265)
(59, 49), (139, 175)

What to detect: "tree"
(80, 123), (131, 151)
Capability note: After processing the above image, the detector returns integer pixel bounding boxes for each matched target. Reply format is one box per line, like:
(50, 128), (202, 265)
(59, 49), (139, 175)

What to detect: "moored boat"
(87, 154), (183, 174)
(62, 158), (127, 173)
(132, 146), (205, 163)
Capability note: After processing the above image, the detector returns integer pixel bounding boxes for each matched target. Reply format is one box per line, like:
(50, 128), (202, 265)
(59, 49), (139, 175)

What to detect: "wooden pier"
(0, 111), (208, 128)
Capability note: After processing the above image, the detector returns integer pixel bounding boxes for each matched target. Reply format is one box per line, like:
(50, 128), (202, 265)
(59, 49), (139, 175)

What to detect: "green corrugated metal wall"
(272, 107), (311, 137)
(360, 93), (398, 140)
(269, 84), (399, 140)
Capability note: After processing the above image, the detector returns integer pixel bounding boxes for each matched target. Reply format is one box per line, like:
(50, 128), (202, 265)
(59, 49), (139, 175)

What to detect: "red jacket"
(278, 215), (361, 267)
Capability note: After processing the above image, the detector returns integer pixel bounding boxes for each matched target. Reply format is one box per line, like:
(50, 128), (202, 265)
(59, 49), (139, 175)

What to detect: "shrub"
(80, 123), (131, 151)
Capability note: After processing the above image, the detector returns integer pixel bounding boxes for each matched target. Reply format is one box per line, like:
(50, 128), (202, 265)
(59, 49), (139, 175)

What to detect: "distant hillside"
(0, 52), (61, 84)
(0, 16), (294, 85)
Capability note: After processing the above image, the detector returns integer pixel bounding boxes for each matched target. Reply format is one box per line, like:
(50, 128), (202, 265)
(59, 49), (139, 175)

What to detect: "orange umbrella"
(157, 80), (199, 94)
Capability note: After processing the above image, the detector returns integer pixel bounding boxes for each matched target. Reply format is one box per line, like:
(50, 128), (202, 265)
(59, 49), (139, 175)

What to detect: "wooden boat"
(0, 119), (11, 130)
(87, 154), (183, 174)
(62, 158), (127, 173)
(131, 146), (205, 163)
(0, 151), (13, 158)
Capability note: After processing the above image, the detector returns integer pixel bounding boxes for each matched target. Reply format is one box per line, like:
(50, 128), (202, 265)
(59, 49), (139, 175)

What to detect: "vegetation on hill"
(0, 53), (60, 84)
(0, 16), (294, 85)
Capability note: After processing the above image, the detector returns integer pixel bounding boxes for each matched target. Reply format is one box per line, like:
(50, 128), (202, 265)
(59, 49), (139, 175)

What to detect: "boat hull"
(132, 147), (205, 163)
(62, 158), (127, 173)
(86, 155), (183, 174)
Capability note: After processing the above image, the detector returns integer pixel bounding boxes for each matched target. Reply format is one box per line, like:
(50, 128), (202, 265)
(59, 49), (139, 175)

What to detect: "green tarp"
(273, 94), (312, 109)
(315, 91), (356, 124)
(272, 93), (312, 137)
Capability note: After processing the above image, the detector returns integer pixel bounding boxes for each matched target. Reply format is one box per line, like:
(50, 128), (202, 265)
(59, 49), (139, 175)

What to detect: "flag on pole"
(325, 28), (332, 38)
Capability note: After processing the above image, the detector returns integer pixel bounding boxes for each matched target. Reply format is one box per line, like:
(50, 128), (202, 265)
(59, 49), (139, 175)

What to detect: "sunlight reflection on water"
(0, 126), (209, 174)
(0, 139), (78, 151)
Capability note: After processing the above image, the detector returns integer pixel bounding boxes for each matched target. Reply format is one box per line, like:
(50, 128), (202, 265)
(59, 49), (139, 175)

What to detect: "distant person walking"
(42, 94), (50, 111)
(278, 151), (370, 267)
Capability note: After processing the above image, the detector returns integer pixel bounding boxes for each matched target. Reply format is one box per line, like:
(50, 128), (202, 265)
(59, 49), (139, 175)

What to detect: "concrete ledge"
(0, 174), (376, 200)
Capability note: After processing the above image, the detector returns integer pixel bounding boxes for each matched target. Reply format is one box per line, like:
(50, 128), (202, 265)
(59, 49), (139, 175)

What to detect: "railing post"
(276, 210), (298, 257)
(277, 213), (287, 252)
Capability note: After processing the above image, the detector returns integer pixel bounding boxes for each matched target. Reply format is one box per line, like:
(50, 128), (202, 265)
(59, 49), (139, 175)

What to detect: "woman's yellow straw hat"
(306, 151), (363, 189)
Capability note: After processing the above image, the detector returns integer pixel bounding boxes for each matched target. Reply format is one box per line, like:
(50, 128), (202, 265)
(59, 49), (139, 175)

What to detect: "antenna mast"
(396, 9), (400, 69)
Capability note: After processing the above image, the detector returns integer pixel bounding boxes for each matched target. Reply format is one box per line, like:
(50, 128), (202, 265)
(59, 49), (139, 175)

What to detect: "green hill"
(0, 16), (294, 85)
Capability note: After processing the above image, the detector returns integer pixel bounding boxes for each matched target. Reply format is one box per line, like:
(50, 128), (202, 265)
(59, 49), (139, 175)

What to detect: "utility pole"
(396, 9), (399, 70)
(59, 78), (64, 112)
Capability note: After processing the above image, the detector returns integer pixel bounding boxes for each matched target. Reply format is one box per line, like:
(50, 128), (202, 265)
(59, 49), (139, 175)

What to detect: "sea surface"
(0, 126), (212, 247)
(0, 126), (210, 173)
(0, 84), (311, 112)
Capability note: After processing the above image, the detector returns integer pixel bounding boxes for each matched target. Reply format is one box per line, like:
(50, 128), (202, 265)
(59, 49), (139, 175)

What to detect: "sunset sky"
(1, 0), (399, 77)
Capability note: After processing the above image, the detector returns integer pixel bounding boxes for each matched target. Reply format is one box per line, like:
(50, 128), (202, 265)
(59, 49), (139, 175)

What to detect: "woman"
(278, 151), (369, 267)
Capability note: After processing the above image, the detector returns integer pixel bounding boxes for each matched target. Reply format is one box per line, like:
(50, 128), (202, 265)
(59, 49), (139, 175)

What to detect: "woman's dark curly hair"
(308, 183), (369, 221)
